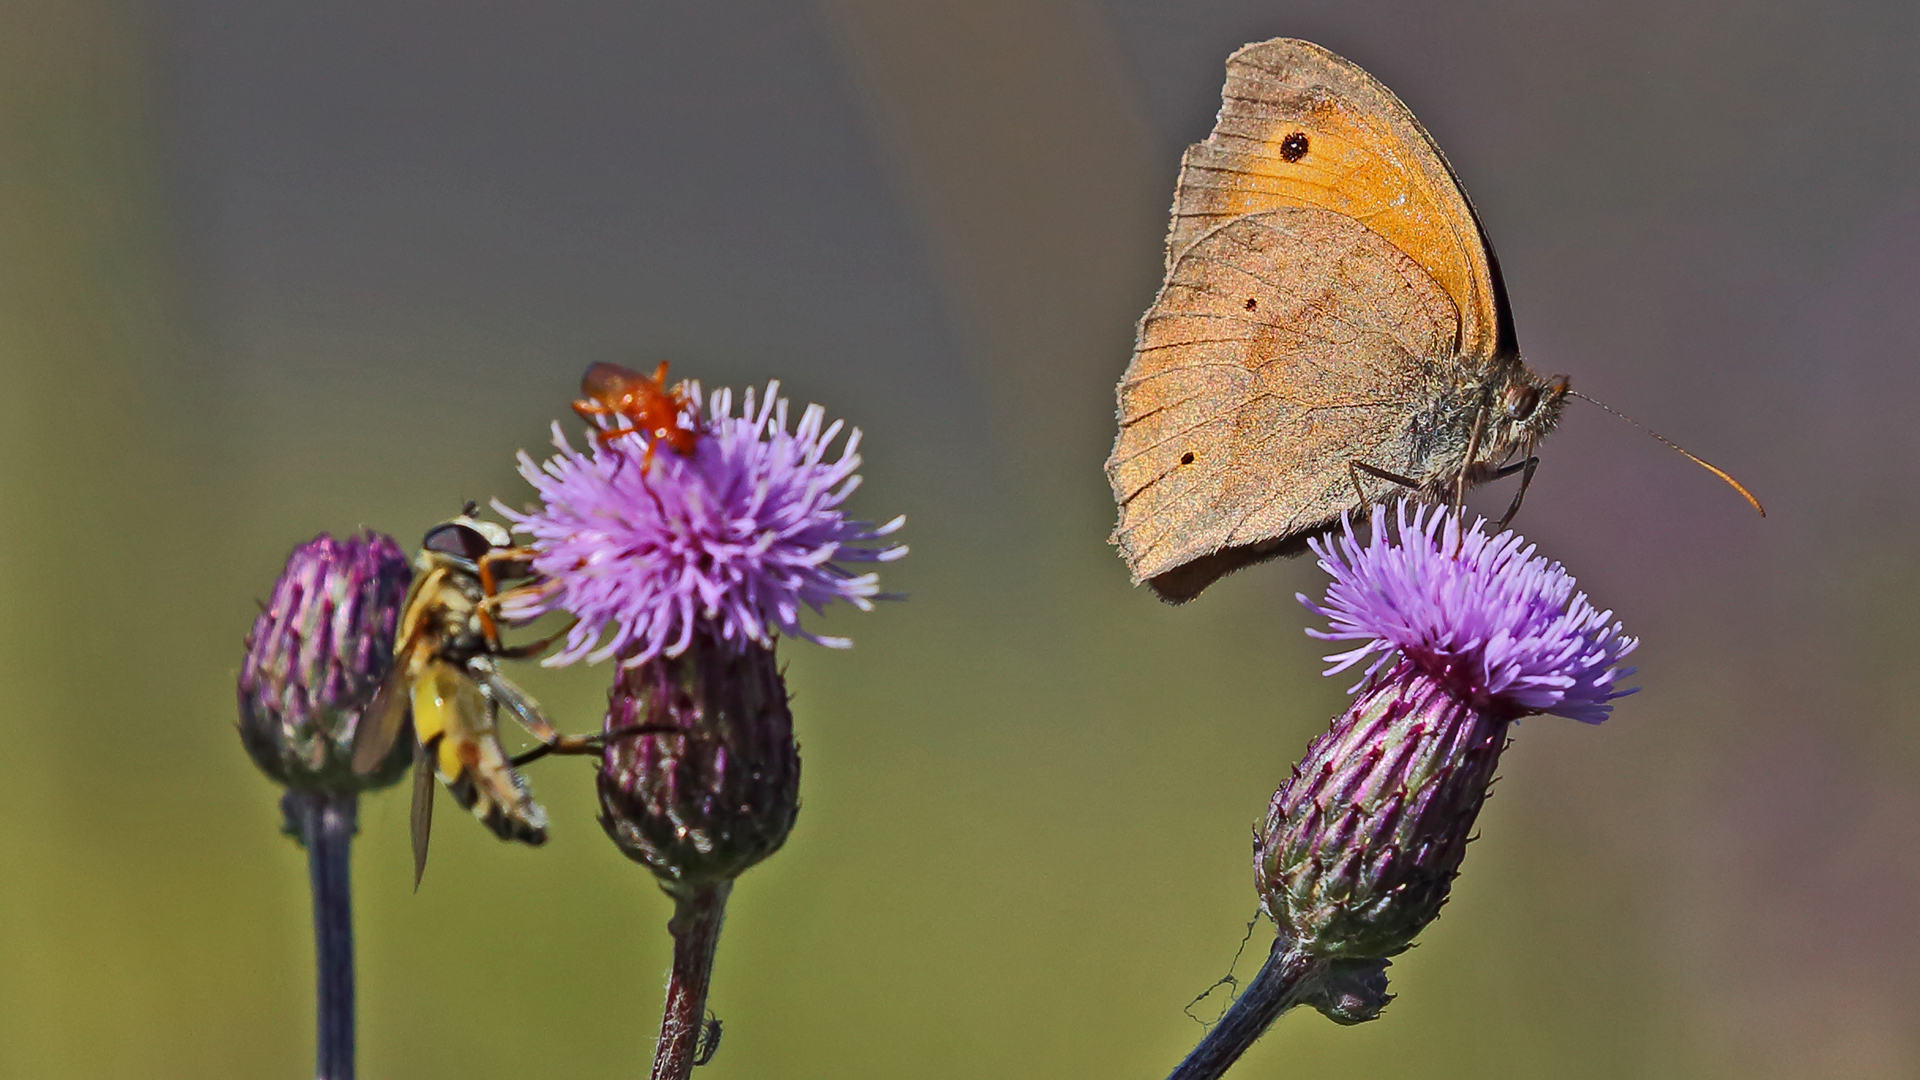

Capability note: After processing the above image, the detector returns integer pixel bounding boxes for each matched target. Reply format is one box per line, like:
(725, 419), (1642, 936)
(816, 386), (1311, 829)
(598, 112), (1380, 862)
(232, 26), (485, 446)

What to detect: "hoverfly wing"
(410, 734), (435, 891)
(351, 657), (414, 775)
(473, 663), (562, 745)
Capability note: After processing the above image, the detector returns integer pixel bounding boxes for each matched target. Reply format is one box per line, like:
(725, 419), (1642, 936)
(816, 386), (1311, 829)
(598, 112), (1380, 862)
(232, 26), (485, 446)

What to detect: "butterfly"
(1106, 38), (1565, 603)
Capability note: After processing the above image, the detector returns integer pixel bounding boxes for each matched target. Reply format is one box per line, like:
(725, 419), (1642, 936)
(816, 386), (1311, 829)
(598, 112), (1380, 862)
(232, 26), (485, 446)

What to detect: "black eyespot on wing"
(1244, 297), (1258, 311)
(423, 522), (494, 562)
(1180, 452), (1196, 465)
(1279, 131), (1309, 162)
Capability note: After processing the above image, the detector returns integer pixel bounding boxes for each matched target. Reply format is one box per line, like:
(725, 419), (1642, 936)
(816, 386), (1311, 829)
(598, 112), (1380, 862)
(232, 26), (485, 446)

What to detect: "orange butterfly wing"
(1166, 38), (1512, 361)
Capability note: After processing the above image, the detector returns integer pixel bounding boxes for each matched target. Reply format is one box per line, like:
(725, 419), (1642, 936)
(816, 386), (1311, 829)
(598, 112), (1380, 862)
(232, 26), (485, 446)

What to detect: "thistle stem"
(650, 881), (731, 1080)
(284, 790), (358, 1080)
(1164, 944), (1327, 1080)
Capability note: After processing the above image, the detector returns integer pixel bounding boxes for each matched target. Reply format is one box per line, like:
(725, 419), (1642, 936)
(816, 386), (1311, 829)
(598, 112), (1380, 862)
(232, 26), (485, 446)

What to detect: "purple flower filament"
(1299, 502), (1636, 722)
(499, 381), (905, 666)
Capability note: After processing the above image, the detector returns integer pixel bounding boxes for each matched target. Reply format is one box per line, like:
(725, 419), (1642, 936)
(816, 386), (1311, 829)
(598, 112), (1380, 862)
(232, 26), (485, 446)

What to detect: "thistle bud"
(237, 531), (414, 794)
(1267, 502), (1637, 972)
(597, 631), (799, 891)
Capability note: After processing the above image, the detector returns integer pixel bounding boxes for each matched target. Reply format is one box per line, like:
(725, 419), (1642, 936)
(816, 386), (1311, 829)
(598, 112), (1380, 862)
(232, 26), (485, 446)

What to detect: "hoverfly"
(351, 508), (606, 888)
(572, 360), (701, 466)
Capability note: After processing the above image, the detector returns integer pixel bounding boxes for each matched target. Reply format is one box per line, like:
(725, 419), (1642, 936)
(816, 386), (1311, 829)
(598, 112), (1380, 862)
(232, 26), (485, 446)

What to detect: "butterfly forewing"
(1167, 38), (1507, 359)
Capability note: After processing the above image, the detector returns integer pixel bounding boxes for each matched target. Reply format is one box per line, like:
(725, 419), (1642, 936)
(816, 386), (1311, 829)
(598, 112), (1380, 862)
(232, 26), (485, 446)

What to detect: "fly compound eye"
(423, 523), (494, 563)
(1505, 385), (1542, 420)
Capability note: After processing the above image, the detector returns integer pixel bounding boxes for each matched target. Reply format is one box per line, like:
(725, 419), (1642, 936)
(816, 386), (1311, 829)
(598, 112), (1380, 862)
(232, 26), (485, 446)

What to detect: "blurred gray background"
(3, 1), (1917, 1077)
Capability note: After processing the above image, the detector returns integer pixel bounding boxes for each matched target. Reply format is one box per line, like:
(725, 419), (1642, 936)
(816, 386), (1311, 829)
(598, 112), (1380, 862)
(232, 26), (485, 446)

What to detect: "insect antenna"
(1567, 391), (1764, 516)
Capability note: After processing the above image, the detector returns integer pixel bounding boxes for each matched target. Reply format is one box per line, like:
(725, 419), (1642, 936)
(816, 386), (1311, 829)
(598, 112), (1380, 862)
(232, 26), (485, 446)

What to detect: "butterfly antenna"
(1568, 391), (1764, 516)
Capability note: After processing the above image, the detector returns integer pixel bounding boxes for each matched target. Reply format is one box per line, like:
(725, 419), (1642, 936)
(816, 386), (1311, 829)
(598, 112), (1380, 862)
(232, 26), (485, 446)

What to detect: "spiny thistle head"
(1258, 503), (1636, 970)
(596, 630), (799, 893)
(238, 531), (414, 793)
(502, 377), (901, 891)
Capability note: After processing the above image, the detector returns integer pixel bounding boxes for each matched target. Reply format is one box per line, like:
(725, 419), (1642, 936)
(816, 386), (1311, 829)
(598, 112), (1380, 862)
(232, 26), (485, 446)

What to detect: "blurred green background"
(4, 0), (1918, 1077)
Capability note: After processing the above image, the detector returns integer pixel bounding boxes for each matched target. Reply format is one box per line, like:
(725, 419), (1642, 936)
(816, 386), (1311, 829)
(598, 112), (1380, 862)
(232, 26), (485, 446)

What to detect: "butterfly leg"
(1493, 456), (1540, 530)
(1349, 460), (1421, 509)
(1455, 404), (1490, 509)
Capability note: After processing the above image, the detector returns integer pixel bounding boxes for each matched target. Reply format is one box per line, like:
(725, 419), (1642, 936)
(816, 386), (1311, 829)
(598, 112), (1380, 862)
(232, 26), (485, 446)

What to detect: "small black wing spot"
(1180, 452), (1196, 465)
(1279, 131), (1309, 162)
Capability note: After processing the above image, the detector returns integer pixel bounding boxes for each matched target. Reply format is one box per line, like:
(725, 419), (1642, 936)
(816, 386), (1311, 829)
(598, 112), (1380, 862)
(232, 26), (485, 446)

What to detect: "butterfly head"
(1499, 372), (1569, 452)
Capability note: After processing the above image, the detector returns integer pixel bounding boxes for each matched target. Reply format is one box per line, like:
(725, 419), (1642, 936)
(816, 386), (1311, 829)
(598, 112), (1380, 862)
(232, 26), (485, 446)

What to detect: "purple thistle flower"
(507, 374), (903, 1079)
(1299, 501), (1637, 723)
(497, 381), (905, 667)
(1160, 502), (1642, 1073)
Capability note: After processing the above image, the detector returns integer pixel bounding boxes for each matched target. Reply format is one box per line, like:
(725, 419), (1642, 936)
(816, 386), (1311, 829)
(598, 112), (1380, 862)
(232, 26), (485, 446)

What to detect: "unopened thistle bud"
(1264, 501), (1637, 968)
(597, 631), (798, 890)
(499, 380), (904, 889)
(238, 532), (414, 794)
(239, 531), (413, 1080)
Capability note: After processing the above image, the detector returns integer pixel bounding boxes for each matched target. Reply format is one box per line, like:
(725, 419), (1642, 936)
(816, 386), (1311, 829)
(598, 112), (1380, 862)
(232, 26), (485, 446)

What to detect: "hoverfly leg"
(599, 721), (684, 746)
(507, 741), (567, 768)
(476, 612), (573, 661)
(489, 629), (566, 661)
(507, 723), (681, 767)
(474, 548), (539, 650)
(1493, 456), (1540, 530)
(478, 662), (677, 765)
